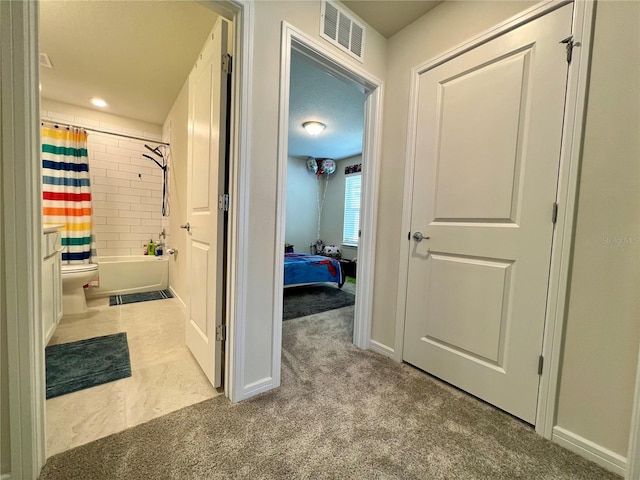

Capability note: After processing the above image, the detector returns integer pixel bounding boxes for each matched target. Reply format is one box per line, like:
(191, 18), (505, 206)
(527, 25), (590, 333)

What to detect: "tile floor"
(46, 296), (217, 457)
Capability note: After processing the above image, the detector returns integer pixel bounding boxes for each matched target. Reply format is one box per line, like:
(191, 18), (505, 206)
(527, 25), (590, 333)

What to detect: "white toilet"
(61, 263), (99, 315)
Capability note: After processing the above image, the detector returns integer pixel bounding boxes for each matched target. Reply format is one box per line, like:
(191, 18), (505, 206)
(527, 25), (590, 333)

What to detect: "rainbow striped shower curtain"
(42, 125), (93, 264)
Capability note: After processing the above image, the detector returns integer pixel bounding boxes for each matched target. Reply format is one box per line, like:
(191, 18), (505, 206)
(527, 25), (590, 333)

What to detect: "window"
(343, 173), (361, 246)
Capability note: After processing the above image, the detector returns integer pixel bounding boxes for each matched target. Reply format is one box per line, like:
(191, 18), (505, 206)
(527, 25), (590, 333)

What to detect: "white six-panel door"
(403, 4), (573, 423)
(185, 17), (230, 388)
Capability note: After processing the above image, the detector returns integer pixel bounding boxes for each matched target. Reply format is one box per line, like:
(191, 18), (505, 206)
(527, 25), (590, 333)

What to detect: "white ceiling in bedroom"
(287, 52), (366, 161)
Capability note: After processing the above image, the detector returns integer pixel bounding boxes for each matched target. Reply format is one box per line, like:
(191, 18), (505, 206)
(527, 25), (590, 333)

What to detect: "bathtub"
(85, 255), (169, 298)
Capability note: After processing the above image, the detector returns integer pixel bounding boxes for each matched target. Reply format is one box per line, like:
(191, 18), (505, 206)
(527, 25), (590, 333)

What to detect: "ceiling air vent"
(321, 0), (365, 63)
(39, 53), (54, 69)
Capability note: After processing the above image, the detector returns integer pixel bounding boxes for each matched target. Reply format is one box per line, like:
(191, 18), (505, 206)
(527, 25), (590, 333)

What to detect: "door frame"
(2, 0), (252, 475)
(273, 21), (383, 385)
(1, 1), (45, 478)
(188, 0), (254, 404)
(395, 0), (594, 437)
(628, 348), (640, 479)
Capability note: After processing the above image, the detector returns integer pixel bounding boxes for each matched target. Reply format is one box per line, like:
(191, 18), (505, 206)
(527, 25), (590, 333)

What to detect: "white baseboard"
(242, 377), (274, 400)
(369, 340), (395, 359)
(552, 426), (626, 476)
(168, 286), (186, 314)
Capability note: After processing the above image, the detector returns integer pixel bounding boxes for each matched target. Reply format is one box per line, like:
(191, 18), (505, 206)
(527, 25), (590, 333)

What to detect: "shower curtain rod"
(41, 119), (170, 146)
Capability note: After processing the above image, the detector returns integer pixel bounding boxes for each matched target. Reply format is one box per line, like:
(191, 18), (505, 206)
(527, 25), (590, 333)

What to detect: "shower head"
(144, 144), (163, 158)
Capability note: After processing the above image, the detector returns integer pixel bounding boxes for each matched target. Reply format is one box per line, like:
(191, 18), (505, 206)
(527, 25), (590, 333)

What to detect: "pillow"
(323, 245), (340, 257)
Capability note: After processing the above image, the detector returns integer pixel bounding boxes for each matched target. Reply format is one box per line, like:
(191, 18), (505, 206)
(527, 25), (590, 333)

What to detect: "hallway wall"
(371, 0), (537, 358)
(1, 282), (9, 474)
(241, 1), (387, 390)
(555, 0), (640, 459)
(371, 0), (639, 465)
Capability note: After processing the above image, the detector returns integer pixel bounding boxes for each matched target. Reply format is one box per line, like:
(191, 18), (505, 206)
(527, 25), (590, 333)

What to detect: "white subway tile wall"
(42, 110), (170, 257)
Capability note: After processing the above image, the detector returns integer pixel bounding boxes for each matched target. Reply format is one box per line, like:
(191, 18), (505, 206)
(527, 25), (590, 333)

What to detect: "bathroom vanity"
(43, 224), (64, 346)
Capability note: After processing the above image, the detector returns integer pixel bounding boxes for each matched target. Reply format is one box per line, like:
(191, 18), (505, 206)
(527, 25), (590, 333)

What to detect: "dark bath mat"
(45, 333), (132, 399)
(109, 289), (173, 306)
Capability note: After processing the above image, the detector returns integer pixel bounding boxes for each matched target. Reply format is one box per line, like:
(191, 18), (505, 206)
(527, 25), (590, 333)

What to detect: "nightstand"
(339, 259), (356, 279)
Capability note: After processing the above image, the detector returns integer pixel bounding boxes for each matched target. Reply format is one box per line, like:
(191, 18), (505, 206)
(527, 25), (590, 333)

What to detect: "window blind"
(343, 173), (361, 246)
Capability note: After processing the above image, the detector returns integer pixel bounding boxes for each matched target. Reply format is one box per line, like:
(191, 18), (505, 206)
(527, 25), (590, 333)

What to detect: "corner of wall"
(164, 80), (190, 301)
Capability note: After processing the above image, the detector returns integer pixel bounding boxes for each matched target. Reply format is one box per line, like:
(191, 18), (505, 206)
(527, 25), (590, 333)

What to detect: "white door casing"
(185, 17), (230, 388)
(271, 23), (384, 397)
(403, 4), (573, 424)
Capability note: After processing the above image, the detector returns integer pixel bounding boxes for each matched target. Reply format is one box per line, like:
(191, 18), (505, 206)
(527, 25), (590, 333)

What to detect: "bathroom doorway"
(37, 1), (226, 457)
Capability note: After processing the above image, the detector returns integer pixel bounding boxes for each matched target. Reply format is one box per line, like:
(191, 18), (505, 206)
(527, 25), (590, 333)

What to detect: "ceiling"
(38, 1), (442, 131)
(39, 1), (219, 125)
(288, 52), (365, 161)
(343, 0), (442, 38)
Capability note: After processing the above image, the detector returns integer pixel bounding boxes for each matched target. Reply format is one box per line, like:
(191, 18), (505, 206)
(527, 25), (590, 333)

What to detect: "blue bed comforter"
(284, 253), (342, 286)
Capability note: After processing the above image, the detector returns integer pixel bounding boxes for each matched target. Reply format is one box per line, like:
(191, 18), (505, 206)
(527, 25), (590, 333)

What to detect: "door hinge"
(218, 193), (230, 212)
(560, 36), (579, 65)
(552, 202), (559, 224)
(216, 324), (227, 341)
(222, 54), (233, 74)
(358, 229), (361, 238)
(538, 355), (544, 375)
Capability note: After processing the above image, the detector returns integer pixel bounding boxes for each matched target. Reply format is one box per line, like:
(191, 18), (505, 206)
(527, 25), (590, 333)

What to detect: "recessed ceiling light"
(303, 121), (326, 136)
(90, 98), (108, 108)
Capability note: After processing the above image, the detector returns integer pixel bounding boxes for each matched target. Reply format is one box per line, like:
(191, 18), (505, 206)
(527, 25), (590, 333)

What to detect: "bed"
(284, 253), (343, 288)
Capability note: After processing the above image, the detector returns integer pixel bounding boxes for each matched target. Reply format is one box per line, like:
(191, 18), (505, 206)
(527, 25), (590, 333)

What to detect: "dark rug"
(109, 289), (173, 306)
(45, 333), (132, 399)
(283, 284), (355, 320)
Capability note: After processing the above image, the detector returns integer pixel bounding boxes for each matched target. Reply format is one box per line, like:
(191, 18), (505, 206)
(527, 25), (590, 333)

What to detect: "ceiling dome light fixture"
(90, 97), (108, 108)
(303, 121), (326, 136)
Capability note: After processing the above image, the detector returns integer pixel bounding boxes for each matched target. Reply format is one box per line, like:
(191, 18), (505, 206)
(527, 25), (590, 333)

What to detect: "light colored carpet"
(39, 307), (620, 479)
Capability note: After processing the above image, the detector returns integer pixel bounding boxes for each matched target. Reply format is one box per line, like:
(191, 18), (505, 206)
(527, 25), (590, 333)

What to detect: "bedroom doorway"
(274, 22), (384, 387)
(282, 50), (364, 331)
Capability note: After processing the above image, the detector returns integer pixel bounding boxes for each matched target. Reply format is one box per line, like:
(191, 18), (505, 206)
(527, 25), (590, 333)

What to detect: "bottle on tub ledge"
(147, 239), (155, 256)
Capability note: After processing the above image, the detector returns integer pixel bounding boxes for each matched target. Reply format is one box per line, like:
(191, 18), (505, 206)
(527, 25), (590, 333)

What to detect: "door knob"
(413, 231), (429, 242)
(180, 223), (190, 232)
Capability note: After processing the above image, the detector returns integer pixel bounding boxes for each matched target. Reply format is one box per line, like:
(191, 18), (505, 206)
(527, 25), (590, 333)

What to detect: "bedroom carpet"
(39, 306), (618, 479)
(283, 284), (355, 320)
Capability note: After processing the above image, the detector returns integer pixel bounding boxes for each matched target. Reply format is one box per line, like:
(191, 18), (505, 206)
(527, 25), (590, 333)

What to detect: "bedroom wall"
(285, 156), (318, 254)
(320, 155), (361, 261)
(242, 1), (387, 390)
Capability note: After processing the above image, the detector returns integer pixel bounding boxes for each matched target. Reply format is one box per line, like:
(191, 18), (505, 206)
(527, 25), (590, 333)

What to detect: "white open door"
(403, 5), (573, 423)
(185, 17), (230, 388)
